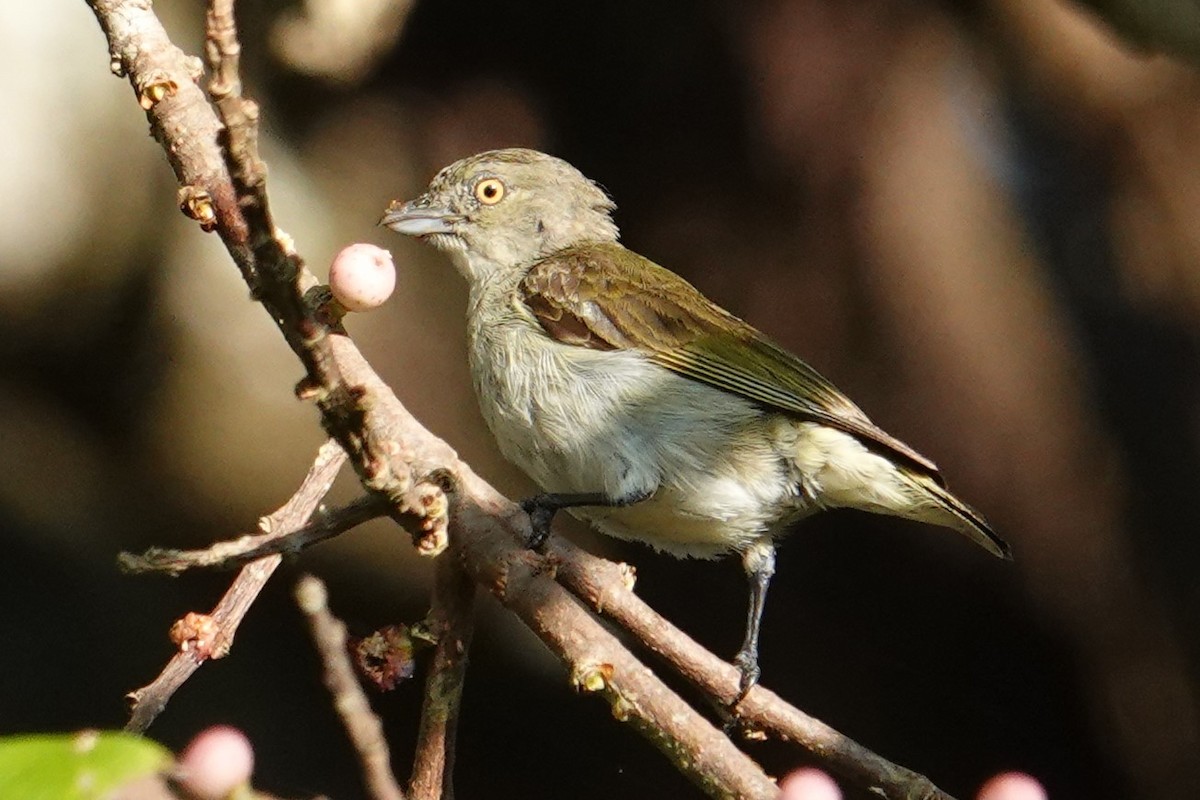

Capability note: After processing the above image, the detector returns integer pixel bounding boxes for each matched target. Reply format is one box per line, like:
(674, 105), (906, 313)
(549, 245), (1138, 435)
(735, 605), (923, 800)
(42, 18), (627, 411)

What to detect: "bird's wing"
(520, 243), (943, 477)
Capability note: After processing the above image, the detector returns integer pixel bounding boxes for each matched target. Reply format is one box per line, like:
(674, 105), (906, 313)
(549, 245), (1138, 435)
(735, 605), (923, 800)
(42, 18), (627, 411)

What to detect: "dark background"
(4, 1), (1200, 797)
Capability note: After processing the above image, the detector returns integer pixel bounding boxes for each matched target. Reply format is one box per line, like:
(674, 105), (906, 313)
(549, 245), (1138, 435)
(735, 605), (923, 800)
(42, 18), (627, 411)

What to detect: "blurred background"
(4, 0), (1200, 797)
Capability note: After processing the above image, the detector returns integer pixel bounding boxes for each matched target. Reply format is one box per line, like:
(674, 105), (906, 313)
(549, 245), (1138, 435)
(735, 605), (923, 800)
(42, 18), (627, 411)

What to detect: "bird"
(381, 148), (1011, 701)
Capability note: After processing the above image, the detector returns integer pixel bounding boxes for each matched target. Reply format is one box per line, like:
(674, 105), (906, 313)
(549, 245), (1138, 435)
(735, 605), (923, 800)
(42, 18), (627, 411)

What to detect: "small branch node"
(136, 69), (178, 109)
(177, 185), (216, 230)
(169, 612), (227, 660)
(295, 376), (326, 402)
(572, 662), (614, 694)
(352, 624), (426, 691)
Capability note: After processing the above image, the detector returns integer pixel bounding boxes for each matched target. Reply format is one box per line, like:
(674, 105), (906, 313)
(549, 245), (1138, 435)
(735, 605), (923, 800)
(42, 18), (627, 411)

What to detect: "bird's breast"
(468, 314), (666, 488)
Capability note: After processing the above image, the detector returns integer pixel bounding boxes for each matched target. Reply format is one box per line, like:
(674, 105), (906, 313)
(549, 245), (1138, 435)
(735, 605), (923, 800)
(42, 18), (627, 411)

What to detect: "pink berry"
(329, 243), (396, 311)
(977, 772), (1048, 800)
(779, 767), (842, 800)
(178, 725), (254, 800)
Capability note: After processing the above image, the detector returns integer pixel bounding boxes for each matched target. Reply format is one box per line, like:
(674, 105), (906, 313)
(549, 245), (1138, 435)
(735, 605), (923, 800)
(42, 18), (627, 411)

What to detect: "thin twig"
(119, 494), (386, 575)
(296, 575), (406, 800)
(409, 557), (476, 800)
(124, 441), (347, 733)
(205, 0), (284, 274)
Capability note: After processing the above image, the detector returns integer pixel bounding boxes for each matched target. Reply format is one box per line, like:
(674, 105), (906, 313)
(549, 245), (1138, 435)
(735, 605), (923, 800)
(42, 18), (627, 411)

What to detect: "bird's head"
(381, 148), (619, 283)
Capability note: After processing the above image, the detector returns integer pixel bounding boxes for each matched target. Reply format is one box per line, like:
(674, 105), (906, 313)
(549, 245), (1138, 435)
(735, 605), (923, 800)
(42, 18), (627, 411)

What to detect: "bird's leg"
(733, 542), (776, 706)
(520, 488), (652, 551)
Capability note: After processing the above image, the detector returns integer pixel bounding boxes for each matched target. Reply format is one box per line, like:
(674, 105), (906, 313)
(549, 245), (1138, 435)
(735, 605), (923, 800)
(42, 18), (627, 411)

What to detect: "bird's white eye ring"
(474, 178), (506, 205)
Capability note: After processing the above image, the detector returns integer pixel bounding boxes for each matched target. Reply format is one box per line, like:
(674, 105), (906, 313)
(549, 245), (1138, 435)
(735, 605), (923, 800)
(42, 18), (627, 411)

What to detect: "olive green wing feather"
(520, 243), (942, 477)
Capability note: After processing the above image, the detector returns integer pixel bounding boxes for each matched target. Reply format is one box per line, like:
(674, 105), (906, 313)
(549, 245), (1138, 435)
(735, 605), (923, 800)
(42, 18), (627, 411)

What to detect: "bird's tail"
(900, 470), (1012, 560)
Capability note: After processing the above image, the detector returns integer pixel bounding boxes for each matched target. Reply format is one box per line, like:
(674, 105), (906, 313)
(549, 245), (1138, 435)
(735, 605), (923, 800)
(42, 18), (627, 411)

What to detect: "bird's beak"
(379, 197), (460, 237)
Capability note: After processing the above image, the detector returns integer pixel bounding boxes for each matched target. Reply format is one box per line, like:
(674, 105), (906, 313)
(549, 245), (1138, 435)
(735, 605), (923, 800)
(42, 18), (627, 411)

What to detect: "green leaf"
(0, 731), (172, 800)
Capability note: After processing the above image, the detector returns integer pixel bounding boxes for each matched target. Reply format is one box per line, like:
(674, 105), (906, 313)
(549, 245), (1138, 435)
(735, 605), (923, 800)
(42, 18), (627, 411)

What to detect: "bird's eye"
(474, 178), (506, 205)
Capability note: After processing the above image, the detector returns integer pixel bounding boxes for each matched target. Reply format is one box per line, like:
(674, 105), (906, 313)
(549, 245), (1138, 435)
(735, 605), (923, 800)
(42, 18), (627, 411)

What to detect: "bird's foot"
(732, 649), (760, 706)
(519, 494), (557, 552)
(518, 489), (651, 552)
(718, 650), (761, 735)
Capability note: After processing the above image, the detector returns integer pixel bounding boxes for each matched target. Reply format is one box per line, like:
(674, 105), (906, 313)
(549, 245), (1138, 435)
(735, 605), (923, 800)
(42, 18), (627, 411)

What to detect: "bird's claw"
(714, 651), (761, 736)
(519, 495), (555, 552)
(732, 649), (760, 707)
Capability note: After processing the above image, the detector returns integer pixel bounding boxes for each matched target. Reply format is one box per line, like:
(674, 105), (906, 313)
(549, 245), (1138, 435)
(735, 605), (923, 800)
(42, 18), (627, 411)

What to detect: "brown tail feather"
(903, 471), (1012, 560)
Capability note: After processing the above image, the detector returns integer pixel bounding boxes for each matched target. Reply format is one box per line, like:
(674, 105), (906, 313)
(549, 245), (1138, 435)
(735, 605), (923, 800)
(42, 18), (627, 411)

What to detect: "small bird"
(382, 148), (1011, 700)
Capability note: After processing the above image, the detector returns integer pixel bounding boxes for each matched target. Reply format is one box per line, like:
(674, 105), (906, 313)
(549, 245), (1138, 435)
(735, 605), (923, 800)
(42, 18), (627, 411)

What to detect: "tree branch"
(297, 575), (406, 800)
(408, 556), (475, 800)
(119, 494), (385, 576)
(124, 440), (347, 733)
(86, 0), (961, 796)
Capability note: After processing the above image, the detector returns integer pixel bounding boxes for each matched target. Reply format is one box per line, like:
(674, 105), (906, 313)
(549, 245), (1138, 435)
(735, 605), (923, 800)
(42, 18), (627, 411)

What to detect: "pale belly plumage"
(470, 314), (819, 558)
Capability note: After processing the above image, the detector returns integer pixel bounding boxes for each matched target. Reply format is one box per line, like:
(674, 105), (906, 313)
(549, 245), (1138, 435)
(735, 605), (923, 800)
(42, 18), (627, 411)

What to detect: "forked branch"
(87, 0), (957, 797)
(124, 440), (346, 733)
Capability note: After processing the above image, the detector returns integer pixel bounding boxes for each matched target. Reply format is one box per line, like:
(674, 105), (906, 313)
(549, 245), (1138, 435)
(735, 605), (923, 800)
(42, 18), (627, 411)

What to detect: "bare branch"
(409, 557), (475, 800)
(124, 441), (347, 733)
(120, 495), (385, 575)
(87, 0), (961, 795)
(297, 575), (406, 800)
(551, 539), (955, 800)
